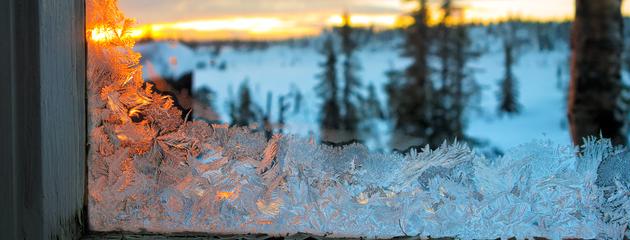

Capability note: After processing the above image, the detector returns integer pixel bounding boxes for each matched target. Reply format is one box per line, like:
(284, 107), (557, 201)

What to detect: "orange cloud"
(119, 0), (630, 41)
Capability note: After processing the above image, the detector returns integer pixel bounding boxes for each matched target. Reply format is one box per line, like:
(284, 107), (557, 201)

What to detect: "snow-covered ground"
(135, 29), (572, 152)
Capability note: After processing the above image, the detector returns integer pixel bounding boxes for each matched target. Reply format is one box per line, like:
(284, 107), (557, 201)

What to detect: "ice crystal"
(87, 1), (630, 238)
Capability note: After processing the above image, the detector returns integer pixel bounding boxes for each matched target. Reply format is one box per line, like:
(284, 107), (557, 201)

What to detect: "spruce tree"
(339, 12), (363, 141)
(497, 21), (522, 115)
(263, 92), (273, 140)
(361, 83), (386, 149)
(193, 86), (221, 122)
(451, 23), (481, 140)
(364, 83), (384, 120)
(315, 37), (342, 141)
(384, 67), (404, 119)
(431, 0), (455, 145)
(194, 86), (216, 109)
(229, 81), (259, 127)
(389, 0), (433, 150)
(431, 0), (481, 144)
(277, 95), (290, 134)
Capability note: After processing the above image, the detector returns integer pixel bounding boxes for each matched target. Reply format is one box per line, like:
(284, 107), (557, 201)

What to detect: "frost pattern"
(87, 1), (630, 239)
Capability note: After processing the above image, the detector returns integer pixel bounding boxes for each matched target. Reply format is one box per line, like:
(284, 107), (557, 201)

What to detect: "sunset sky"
(119, 0), (630, 40)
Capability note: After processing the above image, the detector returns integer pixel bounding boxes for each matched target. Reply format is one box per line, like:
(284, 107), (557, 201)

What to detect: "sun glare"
(117, 0), (630, 41)
(89, 26), (118, 42)
(326, 14), (400, 27)
(89, 25), (145, 43)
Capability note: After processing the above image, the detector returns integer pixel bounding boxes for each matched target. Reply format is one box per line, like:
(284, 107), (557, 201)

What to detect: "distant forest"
(148, 0), (630, 152)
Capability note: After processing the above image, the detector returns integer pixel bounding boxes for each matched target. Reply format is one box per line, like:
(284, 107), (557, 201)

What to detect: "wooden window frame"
(1, 0), (86, 238)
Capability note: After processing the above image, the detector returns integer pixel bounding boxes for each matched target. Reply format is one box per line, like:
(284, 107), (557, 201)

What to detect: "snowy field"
(136, 28), (572, 152)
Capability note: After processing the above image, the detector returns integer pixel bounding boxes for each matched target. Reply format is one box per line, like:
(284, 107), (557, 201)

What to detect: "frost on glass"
(87, 1), (629, 239)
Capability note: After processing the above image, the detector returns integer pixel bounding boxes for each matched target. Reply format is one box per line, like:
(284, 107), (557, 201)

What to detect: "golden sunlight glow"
(171, 18), (289, 33)
(327, 14), (399, 27)
(89, 25), (145, 43)
(130, 17), (324, 41)
(463, 1), (572, 23)
(90, 26), (118, 42)
(117, 0), (630, 41)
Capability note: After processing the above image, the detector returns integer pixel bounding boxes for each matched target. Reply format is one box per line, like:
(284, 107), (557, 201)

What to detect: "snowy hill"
(135, 41), (197, 80)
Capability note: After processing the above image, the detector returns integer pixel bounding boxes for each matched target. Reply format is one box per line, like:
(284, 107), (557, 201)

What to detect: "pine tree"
(263, 92), (273, 140)
(388, 0), (433, 150)
(384, 67), (404, 116)
(277, 95), (290, 134)
(192, 86), (221, 122)
(451, 23), (480, 140)
(569, 0), (626, 145)
(194, 86), (216, 110)
(430, 0), (455, 145)
(497, 21), (522, 115)
(364, 83), (384, 120)
(361, 83), (386, 149)
(229, 81), (259, 127)
(430, 0), (481, 144)
(535, 23), (554, 52)
(339, 12), (363, 141)
(315, 37), (342, 141)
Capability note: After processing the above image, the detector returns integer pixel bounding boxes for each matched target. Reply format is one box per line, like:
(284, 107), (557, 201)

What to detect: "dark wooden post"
(0, 0), (86, 239)
(569, 0), (626, 146)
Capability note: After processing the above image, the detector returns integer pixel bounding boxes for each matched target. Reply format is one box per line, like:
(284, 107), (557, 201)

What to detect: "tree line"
(200, 0), (629, 150)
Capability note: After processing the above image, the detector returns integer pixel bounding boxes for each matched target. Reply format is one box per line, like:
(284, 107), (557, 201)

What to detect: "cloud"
(119, 0), (403, 24)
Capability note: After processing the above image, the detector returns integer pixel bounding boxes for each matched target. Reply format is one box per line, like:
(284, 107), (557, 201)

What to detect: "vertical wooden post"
(0, 0), (18, 238)
(0, 0), (86, 239)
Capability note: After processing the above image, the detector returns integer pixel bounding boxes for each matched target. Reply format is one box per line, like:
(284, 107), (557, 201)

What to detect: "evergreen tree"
(315, 37), (342, 140)
(431, 0), (481, 144)
(387, 0), (480, 149)
(451, 23), (481, 140)
(277, 95), (290, 134)
(535, 23), (554, 52)
(384, 67), (405, 119)
(364, 83), (384, 120)
(193, 86), (221, 122)
(388, 0), (433, 150)
(229, 81), (259, 127)
(262, 92), (273, 140)
(290, 85), (303, 114)
(194, 86), (217, 110)
(361, 83), (386, 149)
(497, 21), (522, 115)
(431, 0), (455, 145)
(339, 12), (363, 141)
